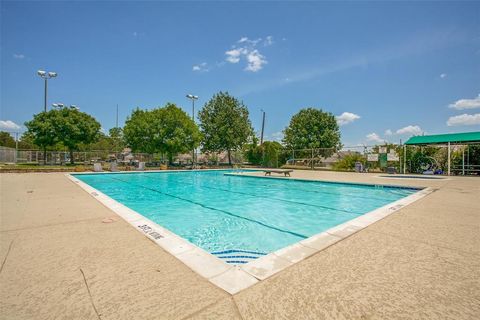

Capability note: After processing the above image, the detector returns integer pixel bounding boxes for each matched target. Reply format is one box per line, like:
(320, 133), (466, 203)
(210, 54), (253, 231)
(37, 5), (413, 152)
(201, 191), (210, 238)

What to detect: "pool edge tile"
(271, 242), (317, 264)
(176, 247), (231, 279)
(300, 232), (342, 251)
(208, 267), (259, 295)
(241, 254), (293, 280)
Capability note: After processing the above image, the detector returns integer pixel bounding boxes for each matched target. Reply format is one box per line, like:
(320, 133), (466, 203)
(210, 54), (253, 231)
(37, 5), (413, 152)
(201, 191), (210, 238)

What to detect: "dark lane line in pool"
(140, 175), (363, 215)
(107, 176), (308, 240)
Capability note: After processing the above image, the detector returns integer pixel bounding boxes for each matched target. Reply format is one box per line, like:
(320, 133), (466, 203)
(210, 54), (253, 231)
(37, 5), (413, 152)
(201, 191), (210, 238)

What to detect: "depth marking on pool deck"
(66, 171), (434, 295)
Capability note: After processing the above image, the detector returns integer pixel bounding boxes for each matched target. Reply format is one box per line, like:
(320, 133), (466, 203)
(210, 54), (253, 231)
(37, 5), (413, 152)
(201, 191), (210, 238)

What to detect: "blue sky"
(1, 1), (479, 147)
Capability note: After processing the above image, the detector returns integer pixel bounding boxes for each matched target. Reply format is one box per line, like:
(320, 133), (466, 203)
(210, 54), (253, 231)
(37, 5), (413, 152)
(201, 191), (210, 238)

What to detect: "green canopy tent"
(404, 131), (480, 175)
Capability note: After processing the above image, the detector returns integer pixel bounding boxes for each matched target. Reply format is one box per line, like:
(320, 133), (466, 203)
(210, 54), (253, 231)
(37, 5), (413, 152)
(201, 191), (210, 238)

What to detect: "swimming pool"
(73, 170), (419, 264)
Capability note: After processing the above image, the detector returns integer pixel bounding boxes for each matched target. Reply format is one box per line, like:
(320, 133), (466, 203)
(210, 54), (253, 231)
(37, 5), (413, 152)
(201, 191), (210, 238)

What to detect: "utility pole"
(260, 109), (265, 145)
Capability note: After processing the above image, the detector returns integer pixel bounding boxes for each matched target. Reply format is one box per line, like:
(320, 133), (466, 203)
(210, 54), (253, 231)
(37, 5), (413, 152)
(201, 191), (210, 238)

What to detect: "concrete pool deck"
(0, 171), (479, 319)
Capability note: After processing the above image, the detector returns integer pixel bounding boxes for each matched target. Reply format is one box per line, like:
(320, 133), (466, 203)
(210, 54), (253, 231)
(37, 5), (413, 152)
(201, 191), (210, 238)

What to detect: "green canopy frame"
(404, 131), (480, 176)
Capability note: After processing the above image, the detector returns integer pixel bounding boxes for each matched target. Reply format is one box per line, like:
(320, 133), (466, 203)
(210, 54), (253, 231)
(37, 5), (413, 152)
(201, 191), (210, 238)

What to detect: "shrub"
(333, 153), (364, 171)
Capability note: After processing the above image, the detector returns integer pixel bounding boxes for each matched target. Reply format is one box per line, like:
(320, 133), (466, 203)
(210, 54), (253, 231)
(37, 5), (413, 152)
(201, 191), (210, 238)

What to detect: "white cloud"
(336, 112), (360, 126)
(237, 37), (261, 46)
(447, 113), (480, 126)
(225, 37), (270, 72)
(269, 131), (283, 142)
(440, 73), (447, 79)
(366, 133), (384, 143)
(13, 53), (25, 59)
(264, 36), (274, 46)
(449, 94), (480, 110)
(192, 62), (209, 72)
(0, 120), (22, 131)
(396, 125), (423, 136)
(385, 129), (393, 136)
(225, 48), (245, 63)
(245, 50), (267, 72)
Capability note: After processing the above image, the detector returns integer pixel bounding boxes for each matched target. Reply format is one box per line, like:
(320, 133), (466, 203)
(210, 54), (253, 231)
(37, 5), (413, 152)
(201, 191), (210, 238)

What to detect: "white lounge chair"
(110, 162), (119, 172)
(93, 163), (103, 172)
(136, 162), (145, 171)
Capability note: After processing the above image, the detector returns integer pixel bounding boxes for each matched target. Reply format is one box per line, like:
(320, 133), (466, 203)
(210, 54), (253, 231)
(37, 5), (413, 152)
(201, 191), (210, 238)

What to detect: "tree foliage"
(17, 133), (37, 149)
(24, 112), (58, 152)
(0, 131), (16, 148)
(123, 103), (201, 162)
(283, 108), (341, 151)
(198, 92), (254, 164)
(244, 141), (285, 168)
(25, 108), (101, 163)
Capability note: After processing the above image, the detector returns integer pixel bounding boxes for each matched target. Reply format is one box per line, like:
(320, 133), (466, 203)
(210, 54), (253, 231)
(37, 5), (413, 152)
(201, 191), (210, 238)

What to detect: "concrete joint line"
(80, 268), (102, 320)
(0, 240), (14, 274)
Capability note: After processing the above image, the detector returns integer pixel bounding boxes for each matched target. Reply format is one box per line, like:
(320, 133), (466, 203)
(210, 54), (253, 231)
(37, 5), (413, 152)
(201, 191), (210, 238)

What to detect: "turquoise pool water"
(74, 170), (417, 263)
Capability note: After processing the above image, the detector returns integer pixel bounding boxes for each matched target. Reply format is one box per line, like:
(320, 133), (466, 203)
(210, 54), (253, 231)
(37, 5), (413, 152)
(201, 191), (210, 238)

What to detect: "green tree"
(243, 141), (285, 168)
(24, 112), (57, 158)
(467, 145), (480, 166)
(78, 128), (125, 152)
(243, 143), (262, 165)
(124, 103), (201, 163)
(283, 108), (341, 152)
(109, 127), (124, 152)
(261, 141), (283, 168)
(25, 108), (101, 164)
(0, 131), (16, 148)
(198, 92), (254, 165)
(17, 133), (37, 149)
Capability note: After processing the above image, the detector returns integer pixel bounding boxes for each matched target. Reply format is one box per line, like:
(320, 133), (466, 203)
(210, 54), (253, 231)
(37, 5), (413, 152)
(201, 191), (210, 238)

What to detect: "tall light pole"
(186, 94), (199, 167)
(37, 70), (57, 164)
(37, 70), (57, 112)
(260, 109), (266, 145)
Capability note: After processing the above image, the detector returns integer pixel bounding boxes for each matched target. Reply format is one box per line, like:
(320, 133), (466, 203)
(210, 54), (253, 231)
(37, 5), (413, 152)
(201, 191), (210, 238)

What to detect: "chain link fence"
(2, 144), (478, 175)
(0, 147), (245, 167)
(277, 145), (402, 172)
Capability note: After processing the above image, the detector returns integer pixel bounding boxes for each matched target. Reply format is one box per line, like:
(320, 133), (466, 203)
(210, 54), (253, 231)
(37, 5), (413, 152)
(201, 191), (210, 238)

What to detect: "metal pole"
(44, 78), (48, 112)
(403, 144), (406, 174)
(447, 142), (451, 176)
(462, 146), (465, 175)
(311, 148), (314, 170)
(43, 78), (48, 163)
(14, 132), (18, 163)
(260, 110), (265, 145)
(192, 99), (195, 167)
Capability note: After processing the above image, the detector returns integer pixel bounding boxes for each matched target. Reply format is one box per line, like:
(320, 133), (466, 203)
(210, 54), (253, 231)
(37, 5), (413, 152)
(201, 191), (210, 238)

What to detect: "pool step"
(211, 249), (267, 264)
